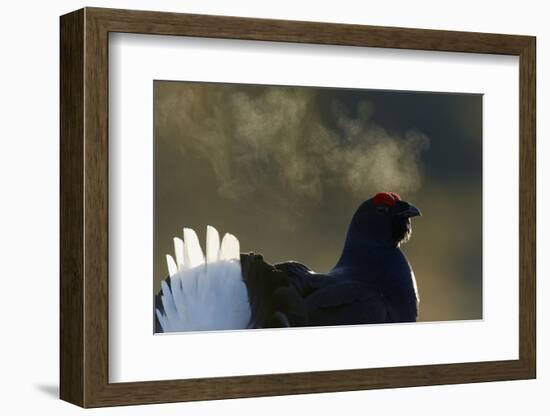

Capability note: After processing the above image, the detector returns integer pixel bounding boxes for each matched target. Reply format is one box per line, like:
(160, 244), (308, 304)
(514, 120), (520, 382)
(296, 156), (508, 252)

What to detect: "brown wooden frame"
(60, 7), (536, 408)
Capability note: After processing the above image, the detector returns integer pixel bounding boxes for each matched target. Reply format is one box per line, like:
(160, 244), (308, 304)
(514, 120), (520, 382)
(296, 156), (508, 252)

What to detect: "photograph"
(153, 80), (483, 333)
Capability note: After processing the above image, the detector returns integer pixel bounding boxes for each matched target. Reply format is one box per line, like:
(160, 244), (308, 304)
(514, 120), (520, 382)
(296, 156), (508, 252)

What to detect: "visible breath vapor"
(156, 83), (430, 210)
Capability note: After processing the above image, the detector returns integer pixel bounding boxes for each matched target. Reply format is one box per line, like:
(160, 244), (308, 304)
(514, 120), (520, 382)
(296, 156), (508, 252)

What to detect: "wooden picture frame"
(60, 7), (536, 408)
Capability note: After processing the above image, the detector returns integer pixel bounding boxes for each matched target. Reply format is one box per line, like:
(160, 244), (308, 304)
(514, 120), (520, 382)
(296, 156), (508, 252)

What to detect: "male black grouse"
(155, 192), (421, 332)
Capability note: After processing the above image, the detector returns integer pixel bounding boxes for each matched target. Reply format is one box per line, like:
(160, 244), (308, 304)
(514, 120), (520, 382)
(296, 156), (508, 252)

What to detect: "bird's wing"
(305, 281), (389, 326)
(274, 261), (335, 297)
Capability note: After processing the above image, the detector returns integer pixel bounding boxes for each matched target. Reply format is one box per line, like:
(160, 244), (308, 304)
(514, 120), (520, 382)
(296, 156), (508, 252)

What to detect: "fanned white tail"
(156, 226), (251, 332)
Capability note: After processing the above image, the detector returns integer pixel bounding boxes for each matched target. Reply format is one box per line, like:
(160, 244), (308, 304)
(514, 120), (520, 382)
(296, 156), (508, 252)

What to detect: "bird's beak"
(396, 203), (421, 218)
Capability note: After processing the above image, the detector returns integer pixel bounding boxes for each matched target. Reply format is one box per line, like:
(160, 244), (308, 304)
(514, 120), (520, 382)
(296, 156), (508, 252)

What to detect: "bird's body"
(277, 245), (419, 327)
(273, 191), (420, 326)
(155, 192), (421, 333)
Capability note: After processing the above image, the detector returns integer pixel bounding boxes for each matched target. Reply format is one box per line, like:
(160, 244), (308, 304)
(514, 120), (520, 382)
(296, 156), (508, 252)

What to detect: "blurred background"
(154, 81), (482, 322)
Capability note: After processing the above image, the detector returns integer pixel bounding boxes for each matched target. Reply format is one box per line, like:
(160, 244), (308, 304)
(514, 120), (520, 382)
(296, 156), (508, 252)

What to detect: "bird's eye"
(376, 205), (389, 214)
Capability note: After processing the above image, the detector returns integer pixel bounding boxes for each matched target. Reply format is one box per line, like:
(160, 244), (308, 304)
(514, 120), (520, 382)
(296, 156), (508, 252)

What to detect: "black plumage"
(242, 192), (421, 328)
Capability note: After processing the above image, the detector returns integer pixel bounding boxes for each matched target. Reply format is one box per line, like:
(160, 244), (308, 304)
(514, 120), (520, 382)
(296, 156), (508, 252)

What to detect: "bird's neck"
(332, 228), (398, 271)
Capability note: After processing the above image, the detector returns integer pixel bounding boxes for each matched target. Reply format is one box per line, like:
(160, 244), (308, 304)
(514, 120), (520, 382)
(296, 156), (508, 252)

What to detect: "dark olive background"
(154, 81), (482, 322)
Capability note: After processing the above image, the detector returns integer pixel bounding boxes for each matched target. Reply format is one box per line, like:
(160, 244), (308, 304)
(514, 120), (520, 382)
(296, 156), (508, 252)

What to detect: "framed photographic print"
(60, 7), (536, 408)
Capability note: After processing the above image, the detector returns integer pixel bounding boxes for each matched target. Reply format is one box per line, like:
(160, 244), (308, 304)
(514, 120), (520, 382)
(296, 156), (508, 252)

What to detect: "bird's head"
(349, 192), (421, 247)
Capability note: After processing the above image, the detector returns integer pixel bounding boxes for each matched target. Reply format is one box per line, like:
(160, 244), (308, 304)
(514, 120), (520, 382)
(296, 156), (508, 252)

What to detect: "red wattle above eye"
(373, 192), (400, 206)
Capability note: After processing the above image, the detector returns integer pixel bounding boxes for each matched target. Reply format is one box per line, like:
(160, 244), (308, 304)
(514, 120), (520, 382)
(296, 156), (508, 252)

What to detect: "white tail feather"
(160, 280), (178, 324)
(173, 237), (185, 270)
(206, 225), (220, 263)
(157, 226), (250, 332)
(166, 254), (178, 277)
(220, 233), (240, 261)
(183, 228), (205, 268)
